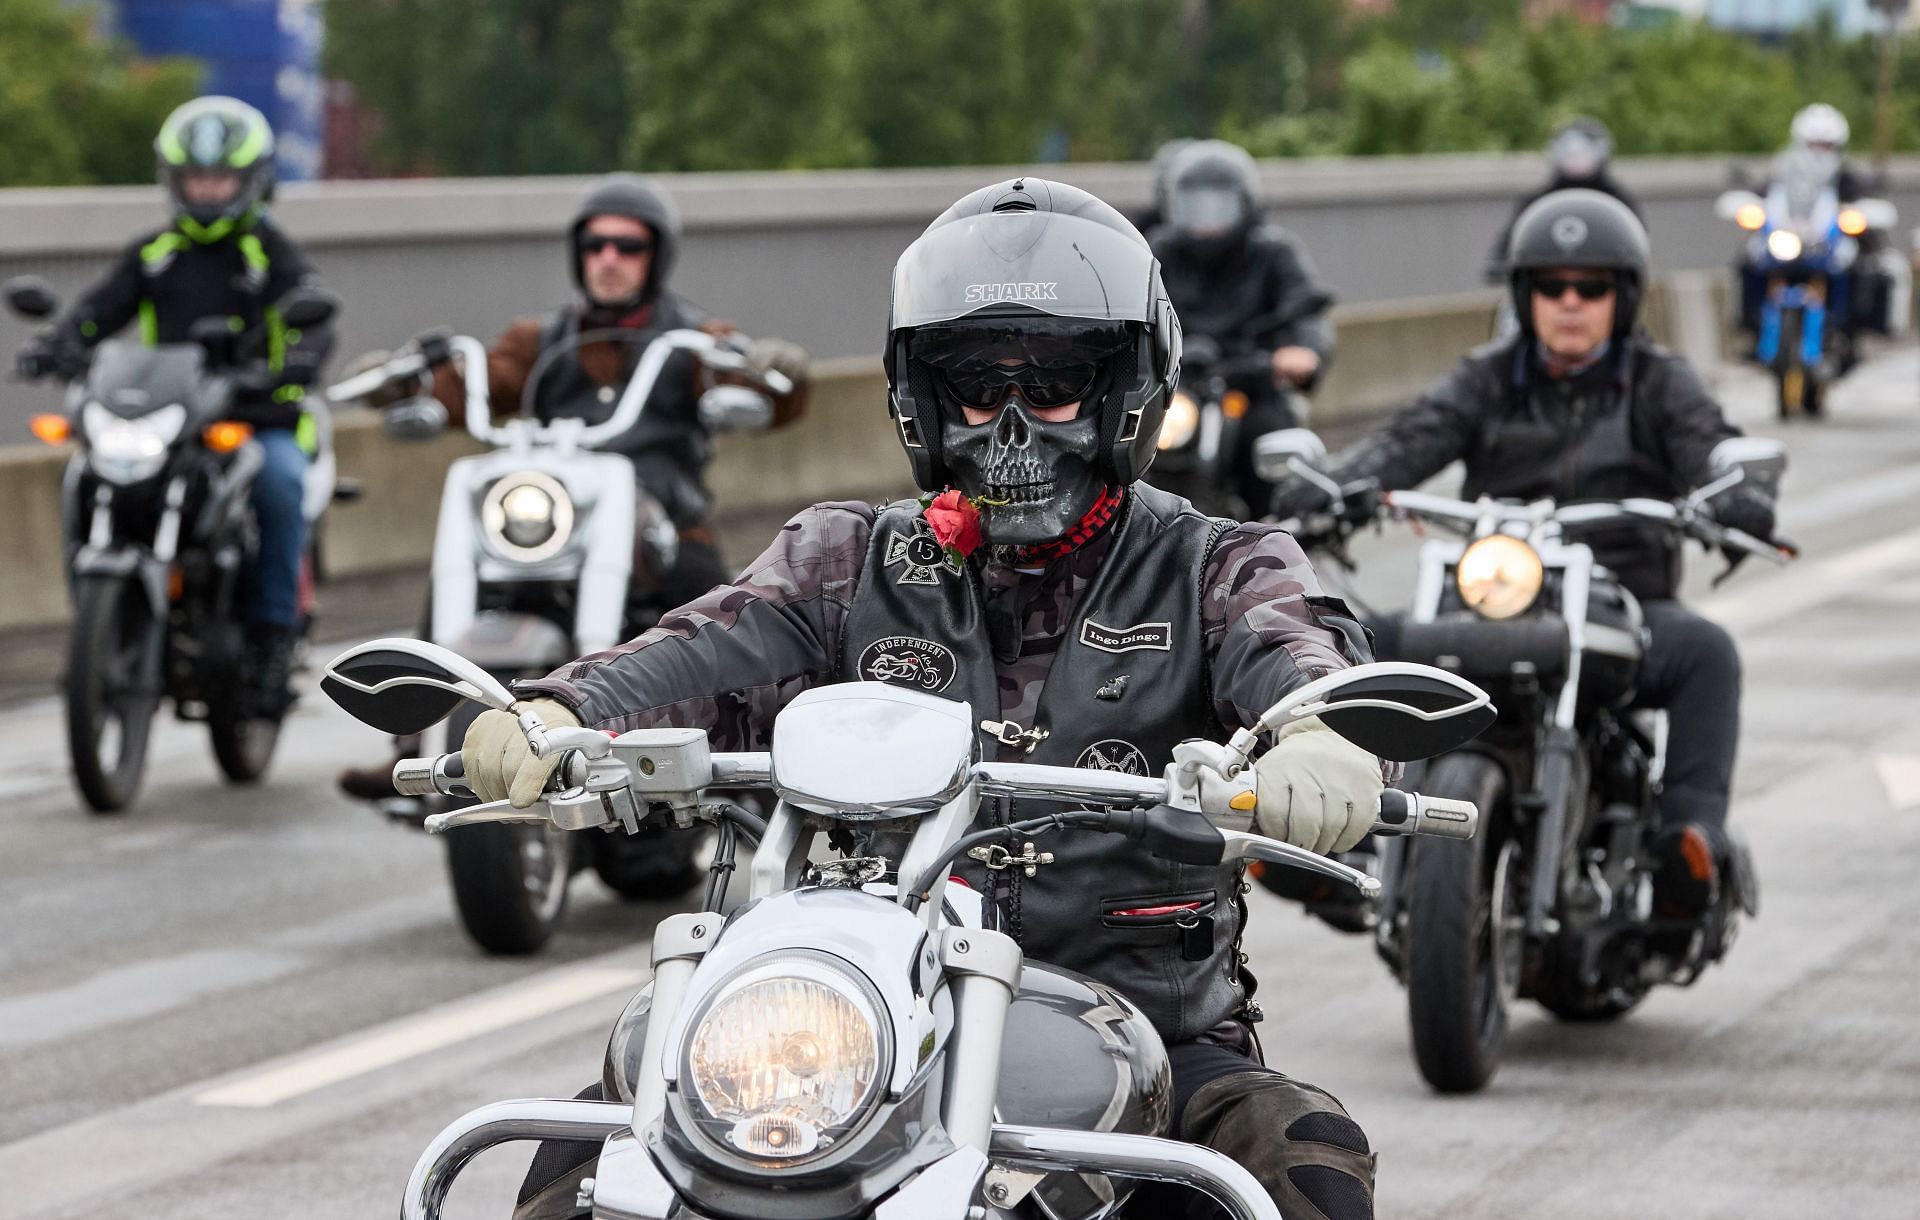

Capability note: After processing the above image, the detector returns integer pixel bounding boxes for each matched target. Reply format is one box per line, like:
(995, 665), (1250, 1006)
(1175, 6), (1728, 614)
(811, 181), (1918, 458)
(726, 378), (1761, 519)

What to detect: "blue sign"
(112, 0), (328, 182)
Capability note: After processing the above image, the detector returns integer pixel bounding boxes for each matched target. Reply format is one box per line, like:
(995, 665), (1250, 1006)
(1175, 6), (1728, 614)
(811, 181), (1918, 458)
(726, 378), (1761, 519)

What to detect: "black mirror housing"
(321, 638), (517, 734)
(3, 276), (59, 320)
(277, 288), (340, 331)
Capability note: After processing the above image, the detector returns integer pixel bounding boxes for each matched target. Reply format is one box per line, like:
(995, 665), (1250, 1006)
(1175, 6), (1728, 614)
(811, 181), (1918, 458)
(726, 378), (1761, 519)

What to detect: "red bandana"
(1007, 486), (1126, 566)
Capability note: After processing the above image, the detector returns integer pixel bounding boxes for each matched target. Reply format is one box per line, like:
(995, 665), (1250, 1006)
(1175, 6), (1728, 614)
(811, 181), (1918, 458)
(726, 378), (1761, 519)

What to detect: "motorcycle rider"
(1736, 103), (1890, 353)
(335, 173), (810, 800)
(469, 179), (1390, 1220)
(1149, 139), (1337, 515)
(1276, 189), (1777, 935)
(1485, 118), (1644, 284)
(15, 96), (332, 717)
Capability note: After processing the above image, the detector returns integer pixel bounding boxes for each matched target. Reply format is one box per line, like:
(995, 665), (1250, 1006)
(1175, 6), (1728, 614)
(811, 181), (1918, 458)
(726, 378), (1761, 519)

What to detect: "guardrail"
(0, 276), (1729, 634)
(6, 153), (1913, 445)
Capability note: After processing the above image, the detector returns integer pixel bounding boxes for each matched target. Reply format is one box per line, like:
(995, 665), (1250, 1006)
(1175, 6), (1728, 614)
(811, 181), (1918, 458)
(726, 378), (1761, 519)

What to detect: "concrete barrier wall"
(6, 154), (1915, 444)
(0, 283), (1722, 633)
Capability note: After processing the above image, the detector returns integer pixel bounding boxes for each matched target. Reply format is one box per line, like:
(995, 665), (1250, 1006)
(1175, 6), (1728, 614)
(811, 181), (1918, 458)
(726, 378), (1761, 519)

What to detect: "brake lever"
(423, 800), (552, 833)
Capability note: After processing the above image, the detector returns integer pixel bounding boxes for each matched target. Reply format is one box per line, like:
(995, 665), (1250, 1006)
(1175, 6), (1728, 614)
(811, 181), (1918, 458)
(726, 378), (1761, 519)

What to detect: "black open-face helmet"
(1507, 188), (1650, 340)
(885, 178), (1182, 494)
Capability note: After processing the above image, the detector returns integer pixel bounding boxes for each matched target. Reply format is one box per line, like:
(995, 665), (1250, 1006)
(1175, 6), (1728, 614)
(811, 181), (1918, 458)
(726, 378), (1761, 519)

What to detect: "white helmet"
(1790, 103), (1850, 153)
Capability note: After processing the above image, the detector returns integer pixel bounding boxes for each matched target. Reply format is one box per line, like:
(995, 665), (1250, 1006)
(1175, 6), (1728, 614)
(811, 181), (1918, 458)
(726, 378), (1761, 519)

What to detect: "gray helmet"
(1507, 188), (1650, 338)
(568, 174), (681, 308)
(885, 178), (1181, 536)
(154, 96), (275, 235)
(1147, 137), (1197, 219)
(1547, 118), (1613, 181)
(1162, 139), (1258, 246)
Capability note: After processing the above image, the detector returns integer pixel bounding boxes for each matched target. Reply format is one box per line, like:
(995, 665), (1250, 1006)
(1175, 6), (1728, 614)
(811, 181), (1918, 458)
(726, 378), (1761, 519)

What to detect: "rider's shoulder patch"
(856, 636), (957, 693)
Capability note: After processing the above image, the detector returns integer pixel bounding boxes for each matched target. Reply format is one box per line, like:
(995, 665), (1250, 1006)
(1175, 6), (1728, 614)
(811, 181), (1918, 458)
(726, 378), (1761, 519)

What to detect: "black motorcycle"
(1260, 429), (1794, 1093)
(1150, 334), (1302, 518)
(6, 276), (344, 812)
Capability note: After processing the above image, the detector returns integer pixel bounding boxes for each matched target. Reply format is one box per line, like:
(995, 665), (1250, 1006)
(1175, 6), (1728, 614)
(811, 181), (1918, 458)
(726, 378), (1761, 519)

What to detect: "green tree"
(0, 0), (198, 187)
(324, 0), (635, 176)
(623, 0), (871, 171)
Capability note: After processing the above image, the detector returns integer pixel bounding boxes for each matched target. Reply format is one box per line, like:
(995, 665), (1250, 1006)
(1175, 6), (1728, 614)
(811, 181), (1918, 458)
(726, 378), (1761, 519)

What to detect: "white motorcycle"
(328, 329), (787, 954)
(321, 637), (1494, 1219)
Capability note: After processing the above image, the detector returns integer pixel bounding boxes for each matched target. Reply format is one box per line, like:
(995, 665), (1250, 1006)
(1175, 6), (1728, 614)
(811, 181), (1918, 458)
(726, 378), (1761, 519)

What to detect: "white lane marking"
(191, 951), (648, 1107)
(1701, 530), (1920, 633)
(1875, 754), (1920, 812)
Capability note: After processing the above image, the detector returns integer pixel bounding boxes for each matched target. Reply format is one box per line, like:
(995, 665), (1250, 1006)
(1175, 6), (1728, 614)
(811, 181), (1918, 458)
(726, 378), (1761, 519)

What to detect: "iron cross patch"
(885, 527), (953, 586)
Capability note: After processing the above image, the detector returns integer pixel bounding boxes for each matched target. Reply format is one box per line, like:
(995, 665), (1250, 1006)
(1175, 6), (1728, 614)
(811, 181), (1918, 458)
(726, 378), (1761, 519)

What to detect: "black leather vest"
(839, 483), (1246, 1042)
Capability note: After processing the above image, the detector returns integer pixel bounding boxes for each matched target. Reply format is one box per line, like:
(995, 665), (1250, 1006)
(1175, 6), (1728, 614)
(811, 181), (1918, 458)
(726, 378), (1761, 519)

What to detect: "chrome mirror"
(383, 396), (449, 441)
(1252, 427), (1328, 483)
(321, 637), (517, 734)
(697, 384), (775, 434)
(1229, 662), (1494, 764)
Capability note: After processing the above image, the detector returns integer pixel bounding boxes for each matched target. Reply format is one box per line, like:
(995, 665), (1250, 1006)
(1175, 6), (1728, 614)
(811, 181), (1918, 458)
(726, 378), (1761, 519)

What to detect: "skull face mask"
(912, 317), (1129, 546)
(942, 395), (1104, 545)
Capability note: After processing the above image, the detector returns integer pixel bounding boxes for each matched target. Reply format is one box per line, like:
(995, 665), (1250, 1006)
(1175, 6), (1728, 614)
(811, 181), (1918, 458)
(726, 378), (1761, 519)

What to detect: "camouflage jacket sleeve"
(1203, 522), (1400, 781)
(512, 502), (874, 749)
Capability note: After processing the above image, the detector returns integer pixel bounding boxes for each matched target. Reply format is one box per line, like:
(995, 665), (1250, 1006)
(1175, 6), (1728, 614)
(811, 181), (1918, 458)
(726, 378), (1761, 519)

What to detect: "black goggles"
(1531, 274), (1615, 302)
(913, 319), (1130, 409)
(579, 234), (654, 257)
(939, 361), (1101, 410)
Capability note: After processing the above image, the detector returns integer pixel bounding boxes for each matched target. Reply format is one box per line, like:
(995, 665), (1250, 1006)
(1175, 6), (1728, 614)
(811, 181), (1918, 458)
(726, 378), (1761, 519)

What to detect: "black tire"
(1403, 752), (1515, 1094)
(209, 701), (282, 783)
(1775, 312), (1804, 420)
(65, 576), (158, 813)
(439, 701), (572, 955)
(592, 824), (710, 901)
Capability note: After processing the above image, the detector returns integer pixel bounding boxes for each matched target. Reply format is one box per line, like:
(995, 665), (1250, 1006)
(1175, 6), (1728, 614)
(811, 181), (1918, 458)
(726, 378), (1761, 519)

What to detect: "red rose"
(923, 489), (985, 562)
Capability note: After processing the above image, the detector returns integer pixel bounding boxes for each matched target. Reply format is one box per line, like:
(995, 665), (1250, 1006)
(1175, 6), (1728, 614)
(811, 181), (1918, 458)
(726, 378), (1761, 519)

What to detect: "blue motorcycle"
(1718, 150), (1899, 418)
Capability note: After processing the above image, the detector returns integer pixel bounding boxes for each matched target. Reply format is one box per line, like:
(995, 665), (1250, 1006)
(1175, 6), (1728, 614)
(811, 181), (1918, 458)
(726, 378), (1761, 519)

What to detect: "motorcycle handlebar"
(394, 750), (1478, 844)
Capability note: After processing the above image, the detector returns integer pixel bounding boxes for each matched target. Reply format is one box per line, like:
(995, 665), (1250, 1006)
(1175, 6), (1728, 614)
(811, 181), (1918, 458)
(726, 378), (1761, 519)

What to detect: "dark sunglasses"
(942, 362), (1100, 411)
(1532, 275), (1615, 302)
(579, 234), (654, 257)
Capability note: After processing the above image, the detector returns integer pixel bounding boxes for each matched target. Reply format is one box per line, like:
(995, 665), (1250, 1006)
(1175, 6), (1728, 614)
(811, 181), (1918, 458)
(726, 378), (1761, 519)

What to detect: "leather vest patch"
(854, 635), (957, 692)
(1079, 618), (1172, 653)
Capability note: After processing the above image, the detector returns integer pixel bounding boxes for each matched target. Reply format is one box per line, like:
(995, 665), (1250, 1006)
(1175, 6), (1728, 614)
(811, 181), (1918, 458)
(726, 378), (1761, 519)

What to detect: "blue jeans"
(247, 427), (309, 630)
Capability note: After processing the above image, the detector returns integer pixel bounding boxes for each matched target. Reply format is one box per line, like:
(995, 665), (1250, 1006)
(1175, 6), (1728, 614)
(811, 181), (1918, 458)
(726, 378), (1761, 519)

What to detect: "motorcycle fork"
(1524, 723), (1582, 939)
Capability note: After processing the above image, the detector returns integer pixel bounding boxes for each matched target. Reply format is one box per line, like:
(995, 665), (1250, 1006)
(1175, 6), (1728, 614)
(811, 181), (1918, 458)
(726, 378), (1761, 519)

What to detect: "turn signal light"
(30, 414), (70, 445)
(203, 421), (253, 453)
(1734, 203), (1766, 231)
(1222, 390), (1250, 419)
(1838, 208), (1868, 237)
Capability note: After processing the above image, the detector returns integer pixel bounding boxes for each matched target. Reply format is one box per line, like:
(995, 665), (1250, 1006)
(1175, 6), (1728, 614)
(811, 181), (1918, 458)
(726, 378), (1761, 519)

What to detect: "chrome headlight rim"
(677, 950), (892, 1173)
(1157, 391), (1200, 452)
(82, 401), (185, 483)
(479, 470), (575, 562)
(1455, 533), (1545, 621)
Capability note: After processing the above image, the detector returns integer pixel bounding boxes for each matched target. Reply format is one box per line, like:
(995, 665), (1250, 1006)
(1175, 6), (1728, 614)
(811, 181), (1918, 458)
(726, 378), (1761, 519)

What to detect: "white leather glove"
(1252, 716), (1384, 855)
(746, 336), (810, 385)
(461, 698), (582, 808)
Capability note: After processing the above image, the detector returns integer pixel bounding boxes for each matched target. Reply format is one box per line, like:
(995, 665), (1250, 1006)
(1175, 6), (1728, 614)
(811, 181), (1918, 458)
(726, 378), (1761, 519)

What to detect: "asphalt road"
(1, 351), (1916, 1218)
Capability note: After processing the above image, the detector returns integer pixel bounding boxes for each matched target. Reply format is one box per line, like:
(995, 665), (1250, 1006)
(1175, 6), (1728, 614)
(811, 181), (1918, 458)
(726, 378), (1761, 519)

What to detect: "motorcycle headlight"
(681, 956), (889, 1168)
(1158, 391), (1200, 451)
(82, 402), (185, 483)
(1767, 229), (1803, 262)
(480, 471), (574, 561)
(1455, 534), (1544, 620)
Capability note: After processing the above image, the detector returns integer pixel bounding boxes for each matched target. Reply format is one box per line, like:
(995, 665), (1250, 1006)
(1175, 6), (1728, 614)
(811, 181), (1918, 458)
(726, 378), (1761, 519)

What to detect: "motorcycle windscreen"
(85, 342), (208, 419)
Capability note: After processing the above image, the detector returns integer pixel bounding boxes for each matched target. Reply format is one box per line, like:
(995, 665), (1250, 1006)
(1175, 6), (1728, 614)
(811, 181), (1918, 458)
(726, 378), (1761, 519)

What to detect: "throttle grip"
(1374, 789), (1478, 839)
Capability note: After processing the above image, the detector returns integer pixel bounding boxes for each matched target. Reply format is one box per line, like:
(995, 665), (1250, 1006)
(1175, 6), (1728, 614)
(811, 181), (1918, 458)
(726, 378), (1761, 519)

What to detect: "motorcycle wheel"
(439, 701), (573, 955)
(65, 576), (158, 814)
(592, 823), (710, 901)
(208, 698), (282, 783)
(1403, 752), (1515, 1094)
(1775, 313), (1805, 419)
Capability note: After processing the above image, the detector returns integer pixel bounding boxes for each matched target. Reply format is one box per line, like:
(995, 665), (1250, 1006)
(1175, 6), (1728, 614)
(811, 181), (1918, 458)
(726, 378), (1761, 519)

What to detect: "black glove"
(1268, 474), (1335, 522)
(16, 334), (77, 380)
(1707, 486), (1776, 543)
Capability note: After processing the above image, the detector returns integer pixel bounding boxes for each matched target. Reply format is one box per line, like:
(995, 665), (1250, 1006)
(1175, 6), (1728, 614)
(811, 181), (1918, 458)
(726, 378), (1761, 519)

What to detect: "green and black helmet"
(155, 96), (275, 235)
